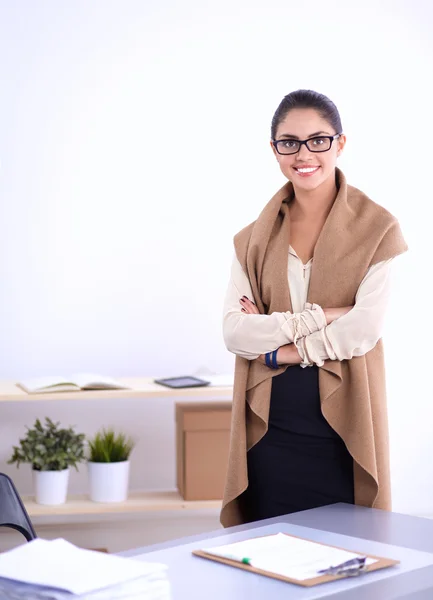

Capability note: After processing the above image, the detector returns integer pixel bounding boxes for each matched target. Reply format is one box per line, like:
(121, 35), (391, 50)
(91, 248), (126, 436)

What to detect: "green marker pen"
(208, 551), (253, 565)
(223, 554), (252, 565)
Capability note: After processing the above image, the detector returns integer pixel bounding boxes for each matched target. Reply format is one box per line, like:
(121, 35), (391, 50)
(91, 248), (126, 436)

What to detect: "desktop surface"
(123, 503), (433, 599)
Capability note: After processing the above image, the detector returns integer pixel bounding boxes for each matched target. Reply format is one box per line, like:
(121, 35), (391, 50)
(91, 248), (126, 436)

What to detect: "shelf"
(0, 378), (233, 402)
(23, 490), (222, 517)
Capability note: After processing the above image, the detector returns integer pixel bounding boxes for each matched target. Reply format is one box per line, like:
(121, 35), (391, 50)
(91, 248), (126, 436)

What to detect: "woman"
(221, 89), (407, 526)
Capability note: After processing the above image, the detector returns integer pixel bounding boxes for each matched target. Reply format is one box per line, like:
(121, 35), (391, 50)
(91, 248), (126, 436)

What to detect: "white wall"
(0, 0), (432, 546)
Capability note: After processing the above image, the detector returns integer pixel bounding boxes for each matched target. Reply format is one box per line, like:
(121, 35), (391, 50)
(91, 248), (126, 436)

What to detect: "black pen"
(318, 556), (367, 575)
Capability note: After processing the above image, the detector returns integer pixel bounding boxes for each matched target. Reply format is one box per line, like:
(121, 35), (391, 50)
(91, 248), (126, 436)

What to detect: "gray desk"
(123, 503), (433, 599)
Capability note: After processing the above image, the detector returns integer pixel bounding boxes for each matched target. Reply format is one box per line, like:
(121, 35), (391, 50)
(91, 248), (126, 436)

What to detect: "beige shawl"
(221, 168), (407, 527)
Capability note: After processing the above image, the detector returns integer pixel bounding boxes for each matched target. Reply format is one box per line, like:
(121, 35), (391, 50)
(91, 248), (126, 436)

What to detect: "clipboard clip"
(318, 556), (367, 578)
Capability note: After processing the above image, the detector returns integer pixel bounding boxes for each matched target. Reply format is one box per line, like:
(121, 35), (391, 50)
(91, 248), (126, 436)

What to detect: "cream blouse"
(223, 246), (393, 367)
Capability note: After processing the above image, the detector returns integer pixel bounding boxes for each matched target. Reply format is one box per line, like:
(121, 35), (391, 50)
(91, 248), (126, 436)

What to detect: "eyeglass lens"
(276, 137), (333, 155)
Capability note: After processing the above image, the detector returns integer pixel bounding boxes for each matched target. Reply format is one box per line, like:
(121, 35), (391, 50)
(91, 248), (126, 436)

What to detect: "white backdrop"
(0, 0), (432, 515)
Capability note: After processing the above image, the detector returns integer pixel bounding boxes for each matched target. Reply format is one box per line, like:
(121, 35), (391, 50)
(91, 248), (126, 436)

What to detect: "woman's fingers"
(239, 296), (260, 314)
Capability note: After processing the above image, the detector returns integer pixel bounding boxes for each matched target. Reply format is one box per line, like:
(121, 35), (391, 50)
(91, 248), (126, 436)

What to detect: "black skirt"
(240, 365), (354, 523)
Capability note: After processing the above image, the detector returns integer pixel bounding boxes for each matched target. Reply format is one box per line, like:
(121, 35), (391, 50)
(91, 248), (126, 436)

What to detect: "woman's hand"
(277, 344), (302, 365)
(323, 306), (353, 324)
(256, 344), (302, 367)
(239, 297), (302, 366)
(239, 296), (260, 315)
(239, 297), (268, 364)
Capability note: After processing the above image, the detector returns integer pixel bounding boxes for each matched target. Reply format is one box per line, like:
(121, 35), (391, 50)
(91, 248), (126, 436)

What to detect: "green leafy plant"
(8, 417), (86, 471)
(88, 428), (134, 463)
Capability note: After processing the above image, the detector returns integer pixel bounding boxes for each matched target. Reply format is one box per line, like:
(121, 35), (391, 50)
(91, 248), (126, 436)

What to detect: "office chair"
(0, 473), (37, 541)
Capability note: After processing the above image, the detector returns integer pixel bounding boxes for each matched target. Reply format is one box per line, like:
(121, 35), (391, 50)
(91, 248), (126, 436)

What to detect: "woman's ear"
(270, 140), (279, 160)
(337, 134), (347, 157)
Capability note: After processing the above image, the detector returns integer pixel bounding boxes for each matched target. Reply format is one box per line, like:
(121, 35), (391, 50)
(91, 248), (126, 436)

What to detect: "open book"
(17, 374), (129, 394)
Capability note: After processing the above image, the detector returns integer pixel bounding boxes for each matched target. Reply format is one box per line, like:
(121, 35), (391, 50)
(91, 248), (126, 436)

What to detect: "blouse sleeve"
(295, 258), (394, 367)
(223, 255), (327, 359)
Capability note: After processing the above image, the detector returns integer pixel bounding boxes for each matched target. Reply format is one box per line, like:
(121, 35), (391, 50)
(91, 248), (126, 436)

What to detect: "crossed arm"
(222, 255), (394, 367)
(239, 296), (352, 366)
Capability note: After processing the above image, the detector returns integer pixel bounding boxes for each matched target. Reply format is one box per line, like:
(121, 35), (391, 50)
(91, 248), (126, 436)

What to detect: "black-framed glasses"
(272, 133), (342, 155)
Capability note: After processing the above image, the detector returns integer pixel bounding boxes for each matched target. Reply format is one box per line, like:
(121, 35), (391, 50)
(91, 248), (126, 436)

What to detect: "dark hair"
(271, 89), (343, 139)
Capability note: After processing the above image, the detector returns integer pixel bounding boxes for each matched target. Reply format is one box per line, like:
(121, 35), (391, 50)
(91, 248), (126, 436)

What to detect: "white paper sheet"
(0, 538), (167, 595)
(0, 575), (171, 600)
(205, 533), (378, 581)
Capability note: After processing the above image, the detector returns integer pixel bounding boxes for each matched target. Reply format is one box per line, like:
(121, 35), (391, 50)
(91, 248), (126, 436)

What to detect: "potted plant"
(87, 428), (135, 503)
(8, 417), (85, 505)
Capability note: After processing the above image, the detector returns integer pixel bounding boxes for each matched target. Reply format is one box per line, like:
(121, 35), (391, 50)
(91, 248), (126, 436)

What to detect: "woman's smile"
(292, 165), (321, 177)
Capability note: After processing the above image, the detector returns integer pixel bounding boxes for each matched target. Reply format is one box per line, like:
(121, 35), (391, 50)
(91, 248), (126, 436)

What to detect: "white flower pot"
(87, 461), (130, 503)
(33, 468), (70, 505)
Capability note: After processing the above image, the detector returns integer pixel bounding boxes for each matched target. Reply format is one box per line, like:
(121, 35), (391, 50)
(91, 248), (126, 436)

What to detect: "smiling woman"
(220, 89), (408, 527)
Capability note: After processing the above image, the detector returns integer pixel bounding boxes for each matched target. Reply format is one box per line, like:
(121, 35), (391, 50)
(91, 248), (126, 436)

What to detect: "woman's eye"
(284, 140), (297, 148)
(312, 137), (326, 146)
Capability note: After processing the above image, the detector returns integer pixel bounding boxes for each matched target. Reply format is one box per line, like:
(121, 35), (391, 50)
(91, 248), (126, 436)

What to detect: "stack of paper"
(0, 538), (170, 600)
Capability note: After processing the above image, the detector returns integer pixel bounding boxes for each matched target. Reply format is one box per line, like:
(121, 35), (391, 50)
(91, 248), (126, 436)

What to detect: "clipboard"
(192, 532), (400, 587)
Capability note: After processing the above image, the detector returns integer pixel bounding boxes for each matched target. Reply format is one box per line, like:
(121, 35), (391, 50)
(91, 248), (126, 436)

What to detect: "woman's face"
(271, 108), (346, 192)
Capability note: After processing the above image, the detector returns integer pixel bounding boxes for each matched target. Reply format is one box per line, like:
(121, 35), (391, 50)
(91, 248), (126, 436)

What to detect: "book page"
(16, 377), (80, 394)
(70, 373), (129, 390)
(204, 533), (378, 581)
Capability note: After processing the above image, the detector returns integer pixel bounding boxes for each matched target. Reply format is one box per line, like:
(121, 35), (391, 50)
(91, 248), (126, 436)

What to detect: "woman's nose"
(296, 142), (313, 160)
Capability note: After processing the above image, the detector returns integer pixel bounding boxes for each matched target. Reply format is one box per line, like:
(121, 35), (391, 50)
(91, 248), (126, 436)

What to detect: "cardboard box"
(176, 401), (232, 501)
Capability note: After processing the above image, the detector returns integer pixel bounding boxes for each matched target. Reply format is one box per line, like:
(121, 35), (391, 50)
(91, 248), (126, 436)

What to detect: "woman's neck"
(290, 171), (338, 221)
